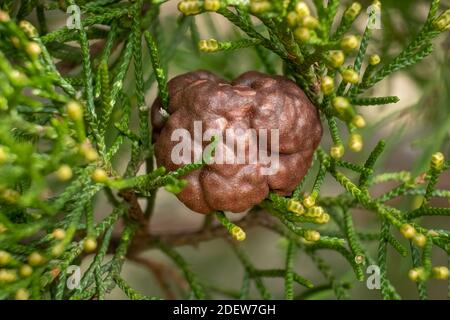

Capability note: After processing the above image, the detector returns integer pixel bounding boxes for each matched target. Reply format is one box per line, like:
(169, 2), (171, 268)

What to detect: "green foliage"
(0, 0), (449, 300)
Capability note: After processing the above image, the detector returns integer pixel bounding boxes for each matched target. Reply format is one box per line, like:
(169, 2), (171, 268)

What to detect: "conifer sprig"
(0, 0), (448, 300)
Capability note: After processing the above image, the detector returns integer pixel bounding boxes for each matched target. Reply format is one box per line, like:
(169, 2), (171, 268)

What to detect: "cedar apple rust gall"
(151, 71), (322, 214)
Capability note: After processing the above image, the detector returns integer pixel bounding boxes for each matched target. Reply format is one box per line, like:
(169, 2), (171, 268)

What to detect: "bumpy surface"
(151, 71), (322, 214)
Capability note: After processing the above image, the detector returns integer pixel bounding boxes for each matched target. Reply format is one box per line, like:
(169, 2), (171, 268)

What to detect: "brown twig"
(113, 190), (278, 298)
(110, 209), (277, 255)
(106, 205), (278, 262)
(128, 255), (183, 300)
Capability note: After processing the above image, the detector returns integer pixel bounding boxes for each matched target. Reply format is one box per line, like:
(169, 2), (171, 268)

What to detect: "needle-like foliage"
(0, 0), (449, 300)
